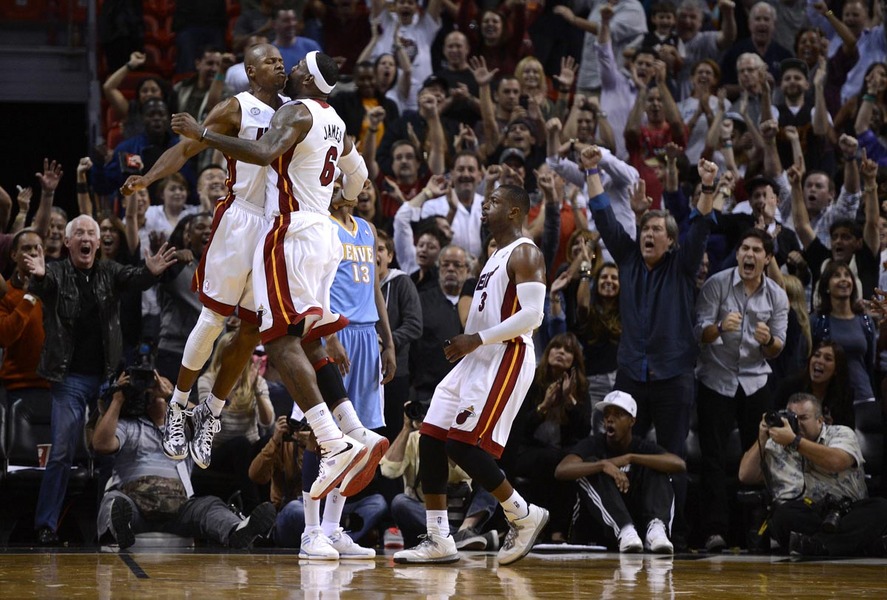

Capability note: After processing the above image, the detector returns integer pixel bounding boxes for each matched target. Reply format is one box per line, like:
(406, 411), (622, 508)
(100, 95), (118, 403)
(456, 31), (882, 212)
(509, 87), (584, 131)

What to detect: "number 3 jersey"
(466, 237), (536, 347)
(267, 98), (346, 217)
(330, 215), (379, 325)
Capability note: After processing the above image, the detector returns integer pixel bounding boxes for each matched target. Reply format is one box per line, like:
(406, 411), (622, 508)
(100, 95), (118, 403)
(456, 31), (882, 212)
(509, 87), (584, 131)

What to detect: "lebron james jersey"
(267, 98), (346, 217)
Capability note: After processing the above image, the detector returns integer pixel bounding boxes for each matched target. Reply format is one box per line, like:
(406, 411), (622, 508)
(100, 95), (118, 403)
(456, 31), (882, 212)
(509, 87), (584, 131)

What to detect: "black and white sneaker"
(189, 402), (221, 469)
(162, 400), (190, 460)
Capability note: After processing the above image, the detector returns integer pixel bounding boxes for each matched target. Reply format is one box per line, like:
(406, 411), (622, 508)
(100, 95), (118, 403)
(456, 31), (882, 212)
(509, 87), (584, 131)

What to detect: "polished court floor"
(1, 548), (886, 599)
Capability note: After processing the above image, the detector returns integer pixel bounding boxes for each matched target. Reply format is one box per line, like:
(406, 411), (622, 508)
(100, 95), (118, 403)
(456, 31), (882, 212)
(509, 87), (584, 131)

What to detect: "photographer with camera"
(381, 400), (499, 552)
(248, 414), (387, 552)
(738, 392), (887, 556)
(93, 370), (275, 550)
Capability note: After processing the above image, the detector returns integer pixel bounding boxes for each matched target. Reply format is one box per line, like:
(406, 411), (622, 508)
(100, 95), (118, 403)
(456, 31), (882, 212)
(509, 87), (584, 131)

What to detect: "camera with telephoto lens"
(105, 342), (156, 419)
(764, 409), (799, 434)
(404, 400), (429, 422)
(820, 495), (854, 533)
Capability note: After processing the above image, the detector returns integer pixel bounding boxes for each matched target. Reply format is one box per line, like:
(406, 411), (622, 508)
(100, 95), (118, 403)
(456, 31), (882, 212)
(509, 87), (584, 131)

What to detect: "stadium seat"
(143, 14), (175, 48)
(0, 0), (46, 21)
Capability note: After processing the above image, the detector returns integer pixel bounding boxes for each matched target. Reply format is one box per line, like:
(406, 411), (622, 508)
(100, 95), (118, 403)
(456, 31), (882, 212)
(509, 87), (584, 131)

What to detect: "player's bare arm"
(171, 102), (311, 166)
(121, 98), (242, 196)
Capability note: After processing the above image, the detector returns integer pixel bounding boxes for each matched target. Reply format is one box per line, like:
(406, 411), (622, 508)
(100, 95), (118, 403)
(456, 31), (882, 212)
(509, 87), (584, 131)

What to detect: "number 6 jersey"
(267, 98), (346, 217)
(466, 236), (537, 347)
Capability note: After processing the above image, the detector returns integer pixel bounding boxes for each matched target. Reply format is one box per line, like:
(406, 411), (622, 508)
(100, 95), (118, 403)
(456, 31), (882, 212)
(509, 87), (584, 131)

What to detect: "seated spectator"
(195, 165), (228, 213)
(812, 261), (877, 405)
(93, 370), (275, 550)
(738, 393), (887, 556)
(102, 52), (177, 139)
(199, 331), (274, 514)
(249, 416), (387, 551)
(381, 400), (499, 551)
(774, 341), (854, 428)
(555, 391), (685, 553)
(0, 229), (50, 406)
(506, 333), (590, 543)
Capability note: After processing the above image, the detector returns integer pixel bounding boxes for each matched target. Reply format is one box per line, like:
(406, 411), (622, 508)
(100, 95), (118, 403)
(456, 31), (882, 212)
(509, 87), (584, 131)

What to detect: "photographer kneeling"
(92, 369), (275, 550)
(738, 393), (887, 556)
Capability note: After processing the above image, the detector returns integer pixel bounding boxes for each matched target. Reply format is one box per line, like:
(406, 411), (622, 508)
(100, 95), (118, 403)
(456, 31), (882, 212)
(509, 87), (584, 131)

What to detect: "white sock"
(426, 510), (449, 537)
(303, 492), (321, 532)
(206, 393), (225, 418)
(501, 490), (529, 521)
(171, 387), (190, 408)
(305, 404), (341, 443)
(332, 400), (363, 436)
(321, 488), (346, 537)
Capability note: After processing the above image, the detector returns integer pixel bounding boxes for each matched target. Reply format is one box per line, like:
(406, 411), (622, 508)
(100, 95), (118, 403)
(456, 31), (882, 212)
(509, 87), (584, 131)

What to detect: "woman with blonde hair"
(197, 329), (275, 514)
(514, 55), (573, 122)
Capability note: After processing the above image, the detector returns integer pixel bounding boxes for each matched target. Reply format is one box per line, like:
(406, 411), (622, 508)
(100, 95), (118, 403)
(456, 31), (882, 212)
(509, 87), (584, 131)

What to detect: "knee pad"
(445, 439), (505, 491)
(181, 308), (226, 371)
(419, 434), (449, 496)
(315, 360), (347, 404)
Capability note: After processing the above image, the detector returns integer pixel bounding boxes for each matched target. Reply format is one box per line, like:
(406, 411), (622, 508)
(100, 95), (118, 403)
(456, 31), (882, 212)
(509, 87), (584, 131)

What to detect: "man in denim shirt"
(579, 146), (716, 546)
(694, 228), (788, 551)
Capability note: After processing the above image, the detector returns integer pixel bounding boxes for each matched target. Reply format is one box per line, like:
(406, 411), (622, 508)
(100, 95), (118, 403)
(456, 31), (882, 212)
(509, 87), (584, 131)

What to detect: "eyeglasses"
(440, 260), (467, 269)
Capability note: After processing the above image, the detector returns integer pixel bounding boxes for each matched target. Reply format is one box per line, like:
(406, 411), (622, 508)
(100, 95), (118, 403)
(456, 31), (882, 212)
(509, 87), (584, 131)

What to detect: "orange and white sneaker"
(310, 434), (366, 500)
(339, 428), (389, 497)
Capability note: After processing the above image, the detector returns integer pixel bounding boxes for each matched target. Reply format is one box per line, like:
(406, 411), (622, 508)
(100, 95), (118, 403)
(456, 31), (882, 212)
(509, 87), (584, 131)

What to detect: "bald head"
(245, 43), (280, 70)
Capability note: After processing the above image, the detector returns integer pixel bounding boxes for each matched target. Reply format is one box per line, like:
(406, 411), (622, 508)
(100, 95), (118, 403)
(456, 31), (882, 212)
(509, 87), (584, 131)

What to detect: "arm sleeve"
(393, 203), (420, 275)
(339, 147), (368, 200)
(477, 282), (546, 345)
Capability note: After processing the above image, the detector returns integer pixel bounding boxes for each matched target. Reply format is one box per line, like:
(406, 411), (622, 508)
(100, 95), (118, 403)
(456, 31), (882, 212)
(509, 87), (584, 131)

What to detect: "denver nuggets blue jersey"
(330, 215), (379, 324)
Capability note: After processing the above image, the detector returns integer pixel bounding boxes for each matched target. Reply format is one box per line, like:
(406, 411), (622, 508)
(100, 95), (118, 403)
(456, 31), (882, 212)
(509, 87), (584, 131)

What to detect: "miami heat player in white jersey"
(265, 98), (346, 218)
(193, 90), (288, 323)
(253, 97), (356, 343)
(465, 236), (537, 348)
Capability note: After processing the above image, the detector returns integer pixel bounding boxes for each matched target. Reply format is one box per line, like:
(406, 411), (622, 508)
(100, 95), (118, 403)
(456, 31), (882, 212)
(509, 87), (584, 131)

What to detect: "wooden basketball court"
(0, 548), (884, 598)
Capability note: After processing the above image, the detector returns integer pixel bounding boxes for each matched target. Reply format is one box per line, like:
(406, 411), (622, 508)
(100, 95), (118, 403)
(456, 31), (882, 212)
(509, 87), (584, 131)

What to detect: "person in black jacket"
(329, 61), (400, 140)
(25, 214), (177, 545)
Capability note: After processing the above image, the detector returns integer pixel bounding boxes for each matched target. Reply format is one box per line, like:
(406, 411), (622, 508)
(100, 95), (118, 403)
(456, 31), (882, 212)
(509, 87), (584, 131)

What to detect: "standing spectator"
(329, 62), (400, 141)
(0, 159), (59, 274)
(173, 0), (228, 75)
(272, 9), (322, 72)
(27, 215), (177, 544)
(720, 2), (793, 98)
(456, 0), (532, 77)
(812, 261), (877, 405)
(774, 341), (854, 427)
(575, 262), (622, 407)
(143, 174), (201, 246)
(580, 146), (717, 548)
(174, 46), (226, 123)
(317, 0), (373, 76)
(376, 230), (423, 439)
(0, 230), (49, 406)
(102, 52), (177, 139)
(625, 60), (688, 206)
(555, 0), (648, 95)
(370, 0), (443, 112)
(694, 228), (789, 552)
(674, 0), (737, 100)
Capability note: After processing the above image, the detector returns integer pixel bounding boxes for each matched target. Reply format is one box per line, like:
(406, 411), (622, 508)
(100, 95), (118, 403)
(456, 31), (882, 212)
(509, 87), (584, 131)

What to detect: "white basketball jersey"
(228, 92), (286, 209)
(465, 237), (537, 346)
(267, 98), (346, 216)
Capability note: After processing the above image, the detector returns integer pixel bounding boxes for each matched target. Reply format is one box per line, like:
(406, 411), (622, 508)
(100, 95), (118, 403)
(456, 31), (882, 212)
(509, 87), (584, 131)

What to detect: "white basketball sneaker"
(339, 427), (389, 497)
(310, 434), (366, 500)
(393, 533), (460, 564)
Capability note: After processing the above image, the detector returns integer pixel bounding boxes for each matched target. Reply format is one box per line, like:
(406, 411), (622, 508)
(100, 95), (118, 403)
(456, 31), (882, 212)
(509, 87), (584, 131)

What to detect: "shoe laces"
(165, 403), (189, 446)
(502, 523), (518, 551)
(193, 407), (220, 452)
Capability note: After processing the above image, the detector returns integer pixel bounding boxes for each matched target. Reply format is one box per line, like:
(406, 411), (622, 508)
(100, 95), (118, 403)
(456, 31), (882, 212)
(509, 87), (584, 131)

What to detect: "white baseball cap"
(595, 390), (637, 418)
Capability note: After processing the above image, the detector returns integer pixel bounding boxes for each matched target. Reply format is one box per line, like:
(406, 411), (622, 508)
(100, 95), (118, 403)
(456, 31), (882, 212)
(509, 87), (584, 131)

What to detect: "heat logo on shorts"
(455, 406), (476, 425)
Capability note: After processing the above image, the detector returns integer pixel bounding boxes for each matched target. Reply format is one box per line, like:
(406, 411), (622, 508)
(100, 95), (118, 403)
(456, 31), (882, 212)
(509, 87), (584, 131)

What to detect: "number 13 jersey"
(267, 98), (346, 217)
(466, 237), (537, 347)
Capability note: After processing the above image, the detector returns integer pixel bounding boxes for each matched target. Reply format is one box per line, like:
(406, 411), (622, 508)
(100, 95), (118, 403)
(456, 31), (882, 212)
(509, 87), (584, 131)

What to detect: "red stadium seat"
(143, 14), (175, 47)
(143, 0), (174, 19)
(0, 0), (47, 21)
